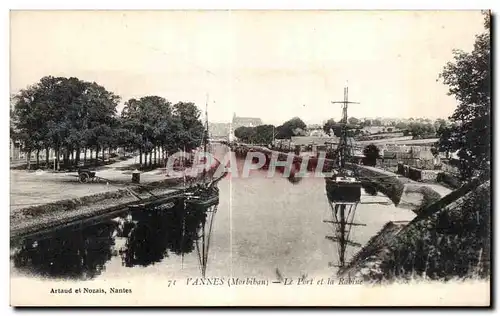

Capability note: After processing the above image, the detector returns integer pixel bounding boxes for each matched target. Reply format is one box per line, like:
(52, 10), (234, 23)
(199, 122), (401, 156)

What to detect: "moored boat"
(325, 176), (362, 203)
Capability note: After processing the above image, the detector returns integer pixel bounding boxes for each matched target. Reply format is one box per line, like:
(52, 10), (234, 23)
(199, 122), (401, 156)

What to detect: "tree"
(407, 122), (436, 139)
(372, 119), (382, 126)
(323, 118), (336, 135)
(234, 126), (255, 143)
(172, 101), (205, 152)
(437, 125), (455, 159)
(362, 144), (380, 166)
(348, 117), (360, 125)
(234, 125), (276, 144)
(395, 122), (408, 130)
(122, 96), (195, 167)
(254, 125), (275, 144)
(82, 81), (120, 166)
(438, 12), (490, 179)
(11, 76), (120, 169)
(276, 117), (306, 139)
(433, 118), (447, 131)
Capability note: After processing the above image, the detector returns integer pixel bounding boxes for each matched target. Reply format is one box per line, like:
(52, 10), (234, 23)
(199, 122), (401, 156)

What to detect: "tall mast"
(204, 93), (209, 154)
(331, 82), (359, 174)
(202, 93), (209, 183)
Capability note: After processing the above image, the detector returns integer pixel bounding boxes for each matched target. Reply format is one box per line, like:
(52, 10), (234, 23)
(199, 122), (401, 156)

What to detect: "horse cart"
(77, 167), (98, 183)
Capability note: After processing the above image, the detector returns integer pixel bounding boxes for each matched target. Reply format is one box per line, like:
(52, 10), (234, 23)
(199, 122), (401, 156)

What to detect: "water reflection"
(119, 202), (206, 267)
(12, 198), (219, 280)
(13, 221), (117, 280)
(324, 185), (364, 269)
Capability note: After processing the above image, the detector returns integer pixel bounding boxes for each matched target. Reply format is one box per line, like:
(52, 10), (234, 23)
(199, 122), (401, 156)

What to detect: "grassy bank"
(339, 179), (491, 283)
(10, 177), (190, 239)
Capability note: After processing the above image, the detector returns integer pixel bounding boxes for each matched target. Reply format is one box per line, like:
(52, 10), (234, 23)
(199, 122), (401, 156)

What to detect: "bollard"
(132, 169), (141, 183)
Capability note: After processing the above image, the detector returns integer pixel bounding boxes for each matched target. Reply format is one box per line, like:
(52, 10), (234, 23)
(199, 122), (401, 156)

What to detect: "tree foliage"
(275, 117), (307, 139)
(362, 144), (380, 166)
(11, 76), (120, 168)
(407, 122), (436, 139)
(438, 13), (490, 179)
(348, 117), (360, 125)
(11, 76), (206, 169)
(323, 118), (336, 135)
(234, 125), (275, 144)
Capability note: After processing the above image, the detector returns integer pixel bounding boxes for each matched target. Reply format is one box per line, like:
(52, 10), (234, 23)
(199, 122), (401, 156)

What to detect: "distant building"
(307, 124), (322, 131)
(232, 113), (263, 128)
(229, 113), (263, 141)
(308, 129), (328, 137)
(208, 122), (231, 138)
(290, 136), (339, 147)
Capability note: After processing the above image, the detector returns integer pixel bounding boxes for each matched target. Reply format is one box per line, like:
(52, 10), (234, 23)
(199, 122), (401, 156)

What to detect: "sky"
(10, 10), (486, 125)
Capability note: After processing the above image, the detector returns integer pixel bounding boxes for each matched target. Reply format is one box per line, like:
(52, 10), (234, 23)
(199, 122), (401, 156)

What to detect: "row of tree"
(233, 117), (307, 144)
(327, 117), (447, 130)
(234, 115), (444, 145)
(11, 76), (206, 169)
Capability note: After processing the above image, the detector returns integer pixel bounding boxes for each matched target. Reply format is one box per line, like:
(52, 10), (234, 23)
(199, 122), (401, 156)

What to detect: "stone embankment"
(11, 155), (223, 240)
(11, 178), (187, 240)
(350, 164), (450, 211)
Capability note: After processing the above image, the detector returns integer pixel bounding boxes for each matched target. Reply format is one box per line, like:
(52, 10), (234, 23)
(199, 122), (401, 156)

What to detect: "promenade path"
(10, 156), (185, 212)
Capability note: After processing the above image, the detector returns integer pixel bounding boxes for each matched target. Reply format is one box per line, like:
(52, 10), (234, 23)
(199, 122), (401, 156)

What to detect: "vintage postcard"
(9, 10), (491, 306)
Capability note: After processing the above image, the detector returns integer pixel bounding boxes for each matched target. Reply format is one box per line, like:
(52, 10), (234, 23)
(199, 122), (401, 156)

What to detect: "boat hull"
(185, 195), (219, 207)
(325, 178), (362, 203)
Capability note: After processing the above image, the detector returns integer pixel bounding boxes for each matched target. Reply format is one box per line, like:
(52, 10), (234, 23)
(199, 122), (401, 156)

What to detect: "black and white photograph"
(9, 10), (491, 306)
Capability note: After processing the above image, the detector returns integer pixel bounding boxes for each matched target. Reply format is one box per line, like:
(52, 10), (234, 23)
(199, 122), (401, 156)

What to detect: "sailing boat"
(182, 94), (222, 278)
(324, 83), (363, 269)
(185, 94), (221, 207)
(325, 84), (362, 203)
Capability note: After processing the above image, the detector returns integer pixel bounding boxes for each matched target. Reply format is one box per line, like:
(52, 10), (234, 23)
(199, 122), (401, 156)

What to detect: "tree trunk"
(75, 147), (81, 167)
(62, 150), (67, 167)
(163, 147), (168, 167)
(95, 145), (99, 167)
(139, 149), (143, 166)
(70, 150), (74, 165)
(36, 149), (40, 169)
(149, 151), (152, 167)
(84, 148), (87, 164)
(65, 149), (70, 167)
(55, 146), (59, 171)
(26, 150), (31, 170)
(154, 147), (157, 165)
(45, 147), (49, 169)
(102, 147), (105, 163)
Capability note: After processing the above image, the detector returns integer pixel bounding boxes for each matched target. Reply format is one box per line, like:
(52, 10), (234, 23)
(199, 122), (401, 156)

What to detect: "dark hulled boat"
(325, 176), (362, 203)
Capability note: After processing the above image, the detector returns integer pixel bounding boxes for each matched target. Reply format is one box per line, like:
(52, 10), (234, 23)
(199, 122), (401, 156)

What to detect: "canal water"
(10, 145), (417, 282)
